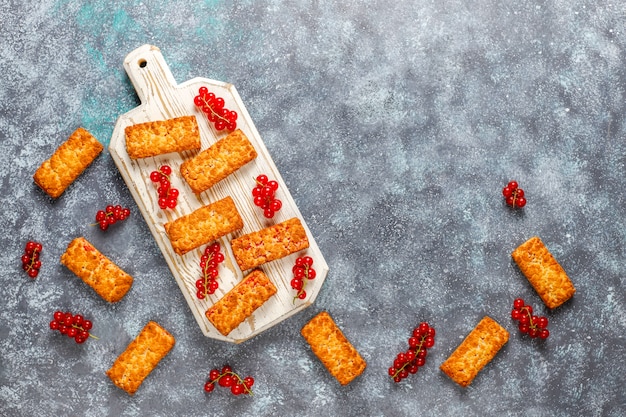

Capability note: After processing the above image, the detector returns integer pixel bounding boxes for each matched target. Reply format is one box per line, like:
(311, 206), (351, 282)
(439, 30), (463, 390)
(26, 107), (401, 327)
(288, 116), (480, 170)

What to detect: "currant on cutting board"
(291, 256), (316, 302)
(49, 311), (98, 344)
(21, 240), (42, 278)
(252, 174), (282, 219)
(388, 322), (435, 383)
(94, 205), (131, 231)
(502, 180), (526, 208)
(195, 242), (225, 299)
(511, 298), (549, 339)
(194, 87), (238, 131)
(150, 165), (179, 209)
(204, 365), (254, 396)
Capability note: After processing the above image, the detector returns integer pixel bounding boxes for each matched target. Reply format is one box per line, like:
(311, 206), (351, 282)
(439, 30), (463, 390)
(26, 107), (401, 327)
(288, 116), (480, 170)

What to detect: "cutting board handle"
(123, 44), (178, 104)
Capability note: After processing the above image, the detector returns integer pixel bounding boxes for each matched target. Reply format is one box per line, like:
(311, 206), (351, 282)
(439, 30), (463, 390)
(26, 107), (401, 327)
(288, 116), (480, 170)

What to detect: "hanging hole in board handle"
(138, 59), (147, 68)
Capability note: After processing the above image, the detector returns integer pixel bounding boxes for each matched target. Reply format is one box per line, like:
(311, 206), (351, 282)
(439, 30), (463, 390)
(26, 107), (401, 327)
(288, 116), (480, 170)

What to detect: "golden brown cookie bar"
(511, 236), (576, 309)
(106, 321), (175, 395)
(180, 129), (257, 194)
(33, 127), (103, 198)
(301, 311), (367, 385)
(164, 196), (243, 255)
(230, 217), (309, 271)
(124, 115), (201, 159)
(205, 269), (277, 336)
(440, 316), (509, 388)
(60, 237), (133, 303)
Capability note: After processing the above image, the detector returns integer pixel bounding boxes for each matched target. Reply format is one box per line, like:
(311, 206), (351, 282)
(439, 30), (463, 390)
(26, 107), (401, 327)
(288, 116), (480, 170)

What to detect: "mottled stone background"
(1, 1), (625, 416)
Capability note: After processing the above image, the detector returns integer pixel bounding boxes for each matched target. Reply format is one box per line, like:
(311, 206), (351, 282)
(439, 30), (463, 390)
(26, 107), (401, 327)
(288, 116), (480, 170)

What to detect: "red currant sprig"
(195, 242), (225, 299)
(150, 165), (179, 209)
(21, 240), (42, 278)
(502, 180), (526, 208)
(252, 174), (282, 218)
(94, 204), (131, 231)
(49, 311), (98, 344)
(204, 365), (254, 396)
(511, 298), (549, 339)
(388, 322), (435, 383)
(291, 256), (316, 302)
(194, 87), (238, 131)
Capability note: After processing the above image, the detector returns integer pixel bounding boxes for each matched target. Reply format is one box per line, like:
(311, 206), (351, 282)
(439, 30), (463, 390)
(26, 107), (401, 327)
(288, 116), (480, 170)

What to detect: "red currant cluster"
(194, 87), (238, 131)
(388, 322), (435, 383)
(150, 165), (179, 209)
(95, 205), (131, 231)
(252, 174), (282, 218)
(502, 180), (526, 208)
(511, 298), (549, 339)
(204, 366), (254, 396)
(291, 256), (316, 301)
(49, 311), (97, 344)
(21, 241), (43, 278)
(195, 242), (225, 299)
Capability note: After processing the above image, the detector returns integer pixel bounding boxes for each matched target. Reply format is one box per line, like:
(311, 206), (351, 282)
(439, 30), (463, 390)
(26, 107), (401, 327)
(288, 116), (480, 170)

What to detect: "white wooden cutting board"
(109, 45), (328, 343)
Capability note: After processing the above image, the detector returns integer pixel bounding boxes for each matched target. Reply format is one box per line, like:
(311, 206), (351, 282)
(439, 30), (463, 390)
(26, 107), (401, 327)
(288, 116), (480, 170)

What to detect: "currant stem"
(198, 96), (231, 124)
(292, 264), (310, 303)
(71, 324), (99, 340)
(212, 371), (254, 396)
(202, 252), (215, 298)
(522, 307), (537, 330)
(391, 335), (427, 380)
(26, 248), (40, 272)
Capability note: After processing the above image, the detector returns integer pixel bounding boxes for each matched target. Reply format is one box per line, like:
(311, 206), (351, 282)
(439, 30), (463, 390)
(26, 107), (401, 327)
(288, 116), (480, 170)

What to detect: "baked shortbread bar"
(205, 269), (277, 336)
(511, 236), (576, 309)
(230, 217), (309, 271)
(301, 311), (367, 385)
(164, 196), (243, 255)
(33, 127), (103, 198)
(106, 321), (175, 395)
(60, 237), (133, 303)
(124, 115), (201, 159)
(440, 316), (509, 387)
(180, 129), (257, 194)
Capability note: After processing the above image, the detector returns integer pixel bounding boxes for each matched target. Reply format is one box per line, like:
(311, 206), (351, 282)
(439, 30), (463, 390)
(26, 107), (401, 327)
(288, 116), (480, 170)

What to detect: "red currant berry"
(513, 298), (525, 309)
(204, 381), (215, 393)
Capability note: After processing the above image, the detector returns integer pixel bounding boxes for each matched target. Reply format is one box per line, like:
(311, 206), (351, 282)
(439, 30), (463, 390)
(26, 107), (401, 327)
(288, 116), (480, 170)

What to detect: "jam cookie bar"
(33, 127), (103, 198)
(60, 237), (133, 303)
(440, 316), (509, 388)
(230, 217), (309, 271)
(180, 129), (258, 194)
(106, 321), (175, 395)
(301, 311), (367, 386)
(164, 196), (243, 255)
(124, 115), (201, 159)
(205, 269), (277, 336)
(511, 236), (576, 309)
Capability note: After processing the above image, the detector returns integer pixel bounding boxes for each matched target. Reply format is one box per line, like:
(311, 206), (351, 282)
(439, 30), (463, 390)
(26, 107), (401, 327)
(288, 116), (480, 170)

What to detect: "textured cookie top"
(33, 127), (103, 198)
(205, 269), (277, 336)
(439, 316), (509, 387)
(180, 129), (257, 194)
(125, 115), (201, 159)
(511, 236), (576, 309)
(230, 217), (310, 271)
(60, 237), (133, 303)
(106, 321), (175, 395)
(164, 196), (243, 255)
(301, 311), (367, 385)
